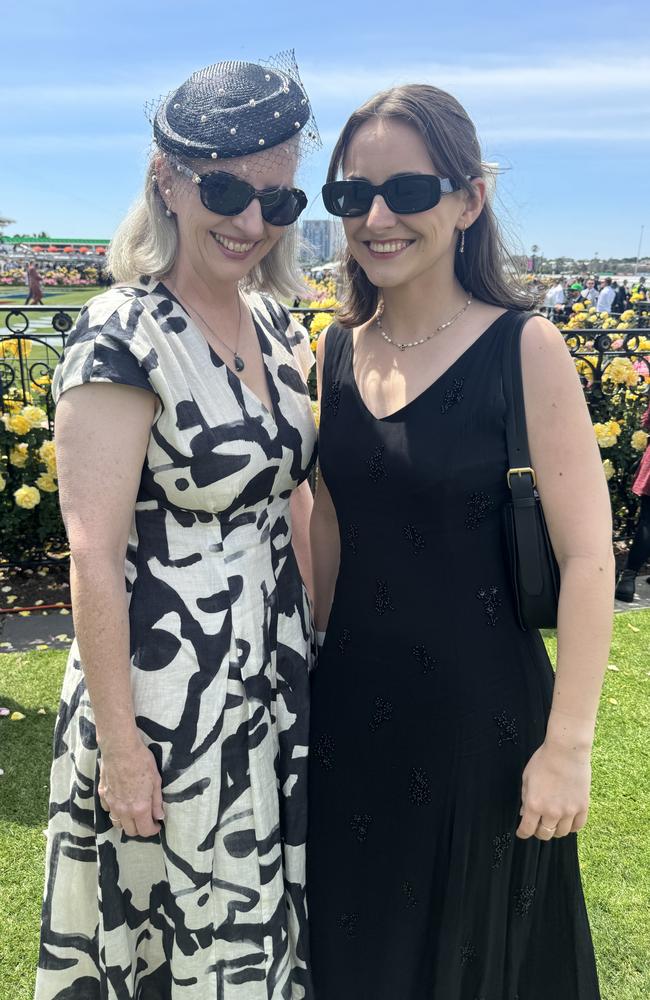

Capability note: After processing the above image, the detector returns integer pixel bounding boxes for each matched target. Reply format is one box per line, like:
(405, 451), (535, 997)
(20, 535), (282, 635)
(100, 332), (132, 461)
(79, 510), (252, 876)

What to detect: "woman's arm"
(56, 381), (164, 838)
(514, 316), (615, 840)
(290, 479), (314, 600)
(310, 328), (341, 631)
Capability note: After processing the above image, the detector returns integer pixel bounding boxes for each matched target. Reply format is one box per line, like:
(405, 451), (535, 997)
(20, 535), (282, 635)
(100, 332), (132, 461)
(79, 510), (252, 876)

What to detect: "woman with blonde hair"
(307, 84), (610, 999)
(37, 55), (318, 999)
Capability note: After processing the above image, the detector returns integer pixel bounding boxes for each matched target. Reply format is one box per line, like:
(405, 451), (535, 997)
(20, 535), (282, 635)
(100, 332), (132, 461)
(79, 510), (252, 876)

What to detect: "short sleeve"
(52, 291), (157, 404)
(272, 299), (315, 381)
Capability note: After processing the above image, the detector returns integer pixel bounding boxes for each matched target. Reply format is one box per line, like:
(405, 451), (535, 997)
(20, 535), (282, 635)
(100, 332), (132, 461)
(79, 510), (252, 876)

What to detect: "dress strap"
(321, 321), (352, 398)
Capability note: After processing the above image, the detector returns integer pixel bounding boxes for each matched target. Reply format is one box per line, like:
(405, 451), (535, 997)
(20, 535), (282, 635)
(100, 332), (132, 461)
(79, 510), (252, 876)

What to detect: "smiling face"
(341, 117), (480, 292)
(160, 142), (298, 285)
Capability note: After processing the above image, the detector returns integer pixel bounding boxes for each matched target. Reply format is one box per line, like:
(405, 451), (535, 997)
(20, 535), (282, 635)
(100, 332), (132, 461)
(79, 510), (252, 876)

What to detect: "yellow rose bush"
(552, 307), (650, 537)
(0, 382), (65, 562)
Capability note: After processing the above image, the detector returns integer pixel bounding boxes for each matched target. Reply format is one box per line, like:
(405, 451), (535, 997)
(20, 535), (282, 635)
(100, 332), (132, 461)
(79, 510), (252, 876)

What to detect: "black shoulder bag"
(502, 312), (561, 631)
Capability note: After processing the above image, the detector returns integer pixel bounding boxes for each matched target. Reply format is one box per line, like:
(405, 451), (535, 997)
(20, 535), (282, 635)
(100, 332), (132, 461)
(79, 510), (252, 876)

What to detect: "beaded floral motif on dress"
(494, 710), (519, 746)
(313, 734), (335, 770)
(338, 628), (351, 655)
(375, 580), (395, 615)
(409, 766), (432, 805)
(412, 644), (437, 674)
(338, 913), (359, 938)
(350, 813), (372, 844)
(492, 831), (512, 870)
(369, 696), (393, 732)
(325, 379), (341, 416)
(402, 881), (418, 908)
(346, 523), (359, 554)
(440, 377), (465, 414)
(368, 445), (388, 482)
(465, 491), (493, 530)
(476, 585), (501, 625)
(403, 523), (425, 553)
(514, 885), (536, 917)
(460, 940), (477, 965)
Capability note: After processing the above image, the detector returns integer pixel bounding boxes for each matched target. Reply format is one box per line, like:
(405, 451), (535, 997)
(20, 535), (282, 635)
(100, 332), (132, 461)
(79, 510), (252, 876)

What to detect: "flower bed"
(0, 378), (66, 563)
(0, 265), (103, 286)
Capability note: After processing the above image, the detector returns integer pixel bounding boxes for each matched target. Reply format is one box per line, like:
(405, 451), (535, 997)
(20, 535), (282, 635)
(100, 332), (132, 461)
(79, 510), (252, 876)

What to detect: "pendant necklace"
(375, 294), (473, 351)
(173, 287), (246, 372)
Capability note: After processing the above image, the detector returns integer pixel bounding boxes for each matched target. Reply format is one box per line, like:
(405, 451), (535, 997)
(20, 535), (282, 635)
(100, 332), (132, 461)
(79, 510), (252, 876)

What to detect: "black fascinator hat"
(151, 51), (320, 161)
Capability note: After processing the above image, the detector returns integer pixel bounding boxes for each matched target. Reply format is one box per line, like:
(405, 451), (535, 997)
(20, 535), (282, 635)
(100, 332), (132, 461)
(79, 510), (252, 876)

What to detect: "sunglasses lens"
(385, 175), (440, 213)
(200, 172), (252, 215)
(260, 188), (307, 226)
(322, 180), (372, 217)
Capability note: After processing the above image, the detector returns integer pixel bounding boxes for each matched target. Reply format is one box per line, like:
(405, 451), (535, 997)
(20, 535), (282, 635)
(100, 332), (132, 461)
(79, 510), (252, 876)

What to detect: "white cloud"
(479, 126), (650, 143)
(303, 55), (650, 102)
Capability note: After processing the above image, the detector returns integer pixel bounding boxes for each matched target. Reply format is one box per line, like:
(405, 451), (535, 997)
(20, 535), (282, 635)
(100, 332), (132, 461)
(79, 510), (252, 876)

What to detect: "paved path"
(1, 578), (649, 654)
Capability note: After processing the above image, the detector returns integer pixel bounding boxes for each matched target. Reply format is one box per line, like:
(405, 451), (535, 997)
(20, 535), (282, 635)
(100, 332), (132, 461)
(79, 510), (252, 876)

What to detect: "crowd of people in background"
(538, 274), (648, 322)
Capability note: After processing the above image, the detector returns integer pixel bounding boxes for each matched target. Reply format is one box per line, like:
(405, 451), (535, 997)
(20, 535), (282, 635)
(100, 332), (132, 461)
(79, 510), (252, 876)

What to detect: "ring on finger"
(539, 823), (557, 834)
(109, 814), (122, 827)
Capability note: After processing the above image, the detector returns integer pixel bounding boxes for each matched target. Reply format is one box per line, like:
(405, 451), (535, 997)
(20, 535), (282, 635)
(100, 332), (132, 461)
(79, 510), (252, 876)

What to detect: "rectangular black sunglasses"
(176, 163), (308, 226)
(322, 174), (463, 217)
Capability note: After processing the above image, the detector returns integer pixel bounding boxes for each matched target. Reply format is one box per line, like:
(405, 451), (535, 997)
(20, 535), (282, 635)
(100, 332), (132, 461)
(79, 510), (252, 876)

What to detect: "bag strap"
(502, 311), (547, 595)
(502, 311), (537, 500)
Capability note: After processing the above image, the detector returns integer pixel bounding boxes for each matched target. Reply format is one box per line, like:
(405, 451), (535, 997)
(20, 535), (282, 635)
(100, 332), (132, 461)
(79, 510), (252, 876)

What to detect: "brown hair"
(328, 84), (535, 326)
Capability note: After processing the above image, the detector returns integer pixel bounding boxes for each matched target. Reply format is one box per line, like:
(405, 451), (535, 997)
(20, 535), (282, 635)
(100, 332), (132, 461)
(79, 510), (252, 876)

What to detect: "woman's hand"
(516, 739), (591, 841)
(98, 738), (164, 838)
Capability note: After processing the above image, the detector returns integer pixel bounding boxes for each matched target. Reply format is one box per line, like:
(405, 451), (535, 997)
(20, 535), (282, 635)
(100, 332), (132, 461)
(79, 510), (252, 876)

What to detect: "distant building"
(300, 220), (342, 263)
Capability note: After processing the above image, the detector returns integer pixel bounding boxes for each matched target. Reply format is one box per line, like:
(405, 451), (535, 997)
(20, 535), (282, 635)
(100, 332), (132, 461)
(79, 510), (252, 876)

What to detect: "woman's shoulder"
(52, 284), (159, 403)
(246, 290), (295, 336)
(246, 291), (315, 378)
(72, 284), (150, 339)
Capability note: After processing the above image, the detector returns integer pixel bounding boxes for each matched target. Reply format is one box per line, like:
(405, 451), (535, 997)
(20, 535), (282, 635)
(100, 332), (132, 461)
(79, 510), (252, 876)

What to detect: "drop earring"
(459, 227), (466, 254)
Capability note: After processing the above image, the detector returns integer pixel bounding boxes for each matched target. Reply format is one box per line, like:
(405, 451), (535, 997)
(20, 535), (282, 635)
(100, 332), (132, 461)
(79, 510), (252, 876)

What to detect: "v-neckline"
(156, 282), (278, 425)
(350, 309), (509, 422)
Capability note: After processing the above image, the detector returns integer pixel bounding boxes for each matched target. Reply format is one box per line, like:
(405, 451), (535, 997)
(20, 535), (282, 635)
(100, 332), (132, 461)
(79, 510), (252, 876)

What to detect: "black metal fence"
(1, 303), (649, 567)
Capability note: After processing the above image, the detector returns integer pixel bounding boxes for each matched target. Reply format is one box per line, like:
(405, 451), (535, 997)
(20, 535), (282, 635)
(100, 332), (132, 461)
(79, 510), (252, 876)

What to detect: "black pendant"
(234, 354), (245, 372)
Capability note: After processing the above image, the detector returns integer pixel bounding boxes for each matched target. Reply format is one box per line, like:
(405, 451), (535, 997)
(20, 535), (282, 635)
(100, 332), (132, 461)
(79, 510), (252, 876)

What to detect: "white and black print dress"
(36, 280), (317, 1000)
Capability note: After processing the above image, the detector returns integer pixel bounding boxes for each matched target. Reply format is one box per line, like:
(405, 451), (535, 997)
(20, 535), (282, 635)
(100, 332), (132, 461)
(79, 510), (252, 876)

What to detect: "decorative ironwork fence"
(1, 304), (649, 568)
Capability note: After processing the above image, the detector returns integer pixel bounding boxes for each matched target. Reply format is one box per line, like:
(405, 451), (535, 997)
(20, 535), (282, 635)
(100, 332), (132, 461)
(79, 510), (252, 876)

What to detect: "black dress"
(306, 314), (600, 1000)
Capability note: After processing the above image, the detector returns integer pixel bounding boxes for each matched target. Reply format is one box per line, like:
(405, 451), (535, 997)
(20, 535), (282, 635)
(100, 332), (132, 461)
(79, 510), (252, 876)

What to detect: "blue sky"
(1, 0), (649, 259)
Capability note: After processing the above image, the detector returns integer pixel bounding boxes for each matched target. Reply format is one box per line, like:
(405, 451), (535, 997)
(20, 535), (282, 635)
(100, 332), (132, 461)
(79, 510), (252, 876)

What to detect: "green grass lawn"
(1, 614), (649, 998)
(1, 288), (102, 370)
(0, 285), (103, 308)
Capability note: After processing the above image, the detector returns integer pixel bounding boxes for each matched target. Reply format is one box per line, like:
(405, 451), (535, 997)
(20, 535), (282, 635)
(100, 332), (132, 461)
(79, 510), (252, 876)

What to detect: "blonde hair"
(107, 154), (308, 299)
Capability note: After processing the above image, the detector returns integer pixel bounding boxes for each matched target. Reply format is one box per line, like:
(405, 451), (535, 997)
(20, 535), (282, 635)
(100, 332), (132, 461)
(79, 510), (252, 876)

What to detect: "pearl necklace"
(375, 294), (473, 351)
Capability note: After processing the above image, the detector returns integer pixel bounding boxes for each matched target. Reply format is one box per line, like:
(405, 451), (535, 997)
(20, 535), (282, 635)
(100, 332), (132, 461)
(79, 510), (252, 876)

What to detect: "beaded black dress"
(306, 315), (600, 1000)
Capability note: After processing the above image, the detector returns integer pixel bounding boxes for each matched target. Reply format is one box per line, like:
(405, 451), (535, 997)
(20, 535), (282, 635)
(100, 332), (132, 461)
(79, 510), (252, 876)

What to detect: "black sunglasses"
(322, 174), (463, 217)
(176, 163), (307, 226)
